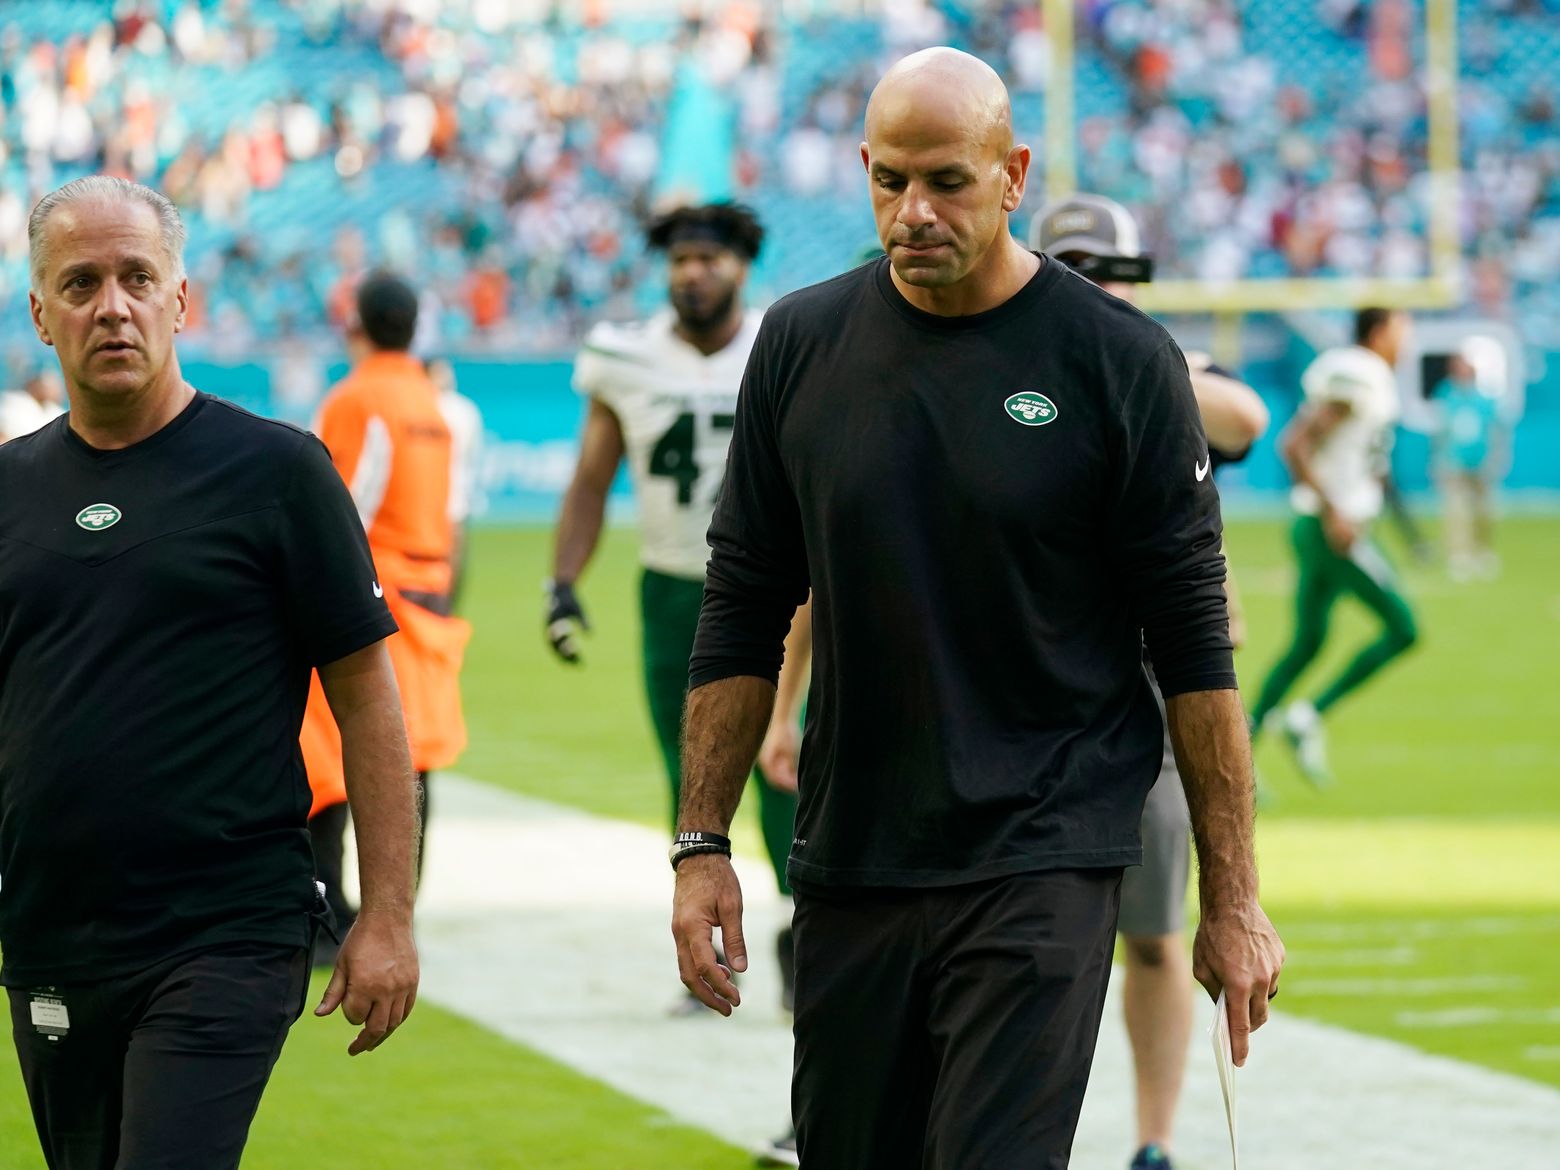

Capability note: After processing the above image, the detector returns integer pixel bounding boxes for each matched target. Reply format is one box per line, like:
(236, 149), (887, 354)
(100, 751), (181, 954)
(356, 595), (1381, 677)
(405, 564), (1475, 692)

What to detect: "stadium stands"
(0, 0), (1557, 354)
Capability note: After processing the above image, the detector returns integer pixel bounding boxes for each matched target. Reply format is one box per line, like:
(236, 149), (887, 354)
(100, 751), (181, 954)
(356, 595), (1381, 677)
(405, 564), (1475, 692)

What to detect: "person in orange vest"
(301, 271), (470, 962)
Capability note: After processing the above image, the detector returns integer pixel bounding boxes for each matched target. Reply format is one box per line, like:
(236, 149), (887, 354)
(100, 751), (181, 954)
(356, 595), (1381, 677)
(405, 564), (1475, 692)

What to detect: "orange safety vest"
(300, 351), (470, 816)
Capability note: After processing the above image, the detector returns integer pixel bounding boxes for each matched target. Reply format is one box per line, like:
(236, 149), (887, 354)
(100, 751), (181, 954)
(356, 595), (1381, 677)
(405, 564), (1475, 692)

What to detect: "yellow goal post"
(1039, 0), (1461, 314)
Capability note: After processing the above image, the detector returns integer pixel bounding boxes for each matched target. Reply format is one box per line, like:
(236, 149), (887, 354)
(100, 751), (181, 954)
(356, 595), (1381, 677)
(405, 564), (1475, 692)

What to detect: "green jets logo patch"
(1004, 392), (1058, 427)
(75, 503), (122, 531)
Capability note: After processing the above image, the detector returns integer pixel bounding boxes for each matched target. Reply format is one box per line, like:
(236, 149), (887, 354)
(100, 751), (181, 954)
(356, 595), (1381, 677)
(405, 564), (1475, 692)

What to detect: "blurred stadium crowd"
(0, 0), (1557, 358)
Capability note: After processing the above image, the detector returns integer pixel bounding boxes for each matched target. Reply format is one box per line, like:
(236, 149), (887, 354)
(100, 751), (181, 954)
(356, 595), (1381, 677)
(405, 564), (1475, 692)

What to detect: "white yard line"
(1282, 915), (1560, 943)
(1289, 946), (1420, 967)
(1396, 1007), (1560, 1028)
(1295, 975), (1528, 996)
(409, 774), (1560, 1169)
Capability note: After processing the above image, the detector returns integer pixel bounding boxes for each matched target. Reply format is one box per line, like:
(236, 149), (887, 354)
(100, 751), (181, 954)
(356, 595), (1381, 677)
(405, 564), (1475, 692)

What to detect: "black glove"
(545, 579), (589, 664)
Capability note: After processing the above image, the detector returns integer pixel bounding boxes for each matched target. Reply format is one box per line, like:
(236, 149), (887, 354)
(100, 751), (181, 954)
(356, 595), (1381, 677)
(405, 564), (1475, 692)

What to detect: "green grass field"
(2, 516), (1556, 1166)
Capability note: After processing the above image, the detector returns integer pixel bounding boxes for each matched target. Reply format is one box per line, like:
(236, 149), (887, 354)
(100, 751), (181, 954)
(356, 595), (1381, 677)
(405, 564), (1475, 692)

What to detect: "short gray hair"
(29, 176), (187, 289)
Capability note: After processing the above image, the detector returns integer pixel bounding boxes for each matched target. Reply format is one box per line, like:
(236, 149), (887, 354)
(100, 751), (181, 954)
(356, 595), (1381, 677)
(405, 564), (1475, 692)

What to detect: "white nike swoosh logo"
(372, 581), (384, 598)
(1195, 457), (1211, 482)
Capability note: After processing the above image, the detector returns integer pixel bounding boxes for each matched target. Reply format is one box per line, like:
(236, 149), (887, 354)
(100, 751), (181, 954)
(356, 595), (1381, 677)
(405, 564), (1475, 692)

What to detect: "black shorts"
(792, 868), (1123, 1170)
(8, 941), (309, 1170)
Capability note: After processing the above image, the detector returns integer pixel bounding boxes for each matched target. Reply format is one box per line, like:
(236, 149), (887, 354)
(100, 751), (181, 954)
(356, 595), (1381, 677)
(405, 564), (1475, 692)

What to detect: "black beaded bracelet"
(669, 831), (732, 870)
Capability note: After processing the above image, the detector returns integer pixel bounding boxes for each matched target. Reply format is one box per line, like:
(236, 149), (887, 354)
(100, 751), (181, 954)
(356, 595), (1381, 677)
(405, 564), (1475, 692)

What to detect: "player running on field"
(547, 202), (799, 1013)
(1249, 308), (1420, 784)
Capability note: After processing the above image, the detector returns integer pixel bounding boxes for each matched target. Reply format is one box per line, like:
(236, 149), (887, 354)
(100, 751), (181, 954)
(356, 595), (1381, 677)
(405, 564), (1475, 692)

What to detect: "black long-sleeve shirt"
(691, 256), (1234, 888)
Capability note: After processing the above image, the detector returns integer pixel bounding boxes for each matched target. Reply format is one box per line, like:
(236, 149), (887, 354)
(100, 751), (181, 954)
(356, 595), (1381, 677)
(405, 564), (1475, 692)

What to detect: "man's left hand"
(1192, 899), (1284, 1068)
(316, 909), (420, 1055)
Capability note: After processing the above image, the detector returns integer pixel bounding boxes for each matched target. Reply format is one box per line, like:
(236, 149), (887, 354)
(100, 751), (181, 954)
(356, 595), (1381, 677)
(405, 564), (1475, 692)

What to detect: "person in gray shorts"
(1032, 194), (1270, 1170)
(1117, 679), (1195, 1167)
(1121, 714), (1192, 945)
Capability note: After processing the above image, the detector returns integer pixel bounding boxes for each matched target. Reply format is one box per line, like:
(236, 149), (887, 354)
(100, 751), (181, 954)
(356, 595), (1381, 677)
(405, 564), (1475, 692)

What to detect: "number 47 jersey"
(572, 310), (763, 580)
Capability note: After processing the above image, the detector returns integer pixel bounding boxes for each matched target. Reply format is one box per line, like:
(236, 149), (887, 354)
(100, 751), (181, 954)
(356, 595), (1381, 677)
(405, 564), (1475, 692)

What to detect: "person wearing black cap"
(1032, 193), (1270, 1170)
(547, 203), (802, 1023)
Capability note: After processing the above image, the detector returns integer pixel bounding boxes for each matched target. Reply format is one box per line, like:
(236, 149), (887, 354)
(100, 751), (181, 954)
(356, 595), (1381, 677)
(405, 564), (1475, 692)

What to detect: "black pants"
(8, 942), (309, 1170)
(792, 868), (1123, 1170)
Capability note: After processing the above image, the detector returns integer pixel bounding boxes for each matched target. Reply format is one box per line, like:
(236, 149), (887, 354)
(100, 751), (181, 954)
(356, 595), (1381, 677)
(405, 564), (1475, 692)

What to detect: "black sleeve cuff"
(312, 613), (399, 668)
(1153, 666), (1239, 699)
(688, 658), (782, 691)
(688, 553), (807, 691)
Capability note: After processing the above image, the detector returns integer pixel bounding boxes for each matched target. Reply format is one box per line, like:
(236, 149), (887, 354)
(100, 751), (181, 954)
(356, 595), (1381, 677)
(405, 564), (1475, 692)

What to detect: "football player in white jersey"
(1250, 308), (1420, 783)
(547, 204), (800, 1013)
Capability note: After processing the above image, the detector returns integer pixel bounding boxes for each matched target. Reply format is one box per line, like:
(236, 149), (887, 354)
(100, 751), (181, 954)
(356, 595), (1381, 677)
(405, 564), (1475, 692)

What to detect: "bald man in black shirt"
(670, 49), (1284, 1169)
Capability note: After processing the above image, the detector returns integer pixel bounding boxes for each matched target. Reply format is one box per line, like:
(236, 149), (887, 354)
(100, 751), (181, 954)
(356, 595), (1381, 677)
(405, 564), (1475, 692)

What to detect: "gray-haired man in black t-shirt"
(1, 176), (420, 1170)
(671, 49), (1284, 1169)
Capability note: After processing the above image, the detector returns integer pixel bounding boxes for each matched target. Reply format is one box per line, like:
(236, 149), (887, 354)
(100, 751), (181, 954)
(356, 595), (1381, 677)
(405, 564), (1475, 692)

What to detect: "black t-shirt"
(0, 392), (396, 984)
(690, 256), (1235, 888)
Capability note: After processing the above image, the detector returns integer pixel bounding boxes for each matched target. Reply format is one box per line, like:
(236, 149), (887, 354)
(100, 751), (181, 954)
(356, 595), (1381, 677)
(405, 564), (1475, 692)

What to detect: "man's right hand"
(671, 853), (746, 1016)
(545, 580), (589, 663)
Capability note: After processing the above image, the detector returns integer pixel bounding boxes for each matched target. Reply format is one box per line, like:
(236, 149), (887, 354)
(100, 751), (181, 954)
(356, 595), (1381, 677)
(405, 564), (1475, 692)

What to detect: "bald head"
(865, 48), (1013, 161)
(860, 48), (1033, 309)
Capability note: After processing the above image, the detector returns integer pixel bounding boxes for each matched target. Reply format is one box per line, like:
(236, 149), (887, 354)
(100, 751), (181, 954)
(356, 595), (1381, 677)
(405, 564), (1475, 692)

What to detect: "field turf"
(455, 516), (1560, 1088)
(1, 515), (1555, 1167)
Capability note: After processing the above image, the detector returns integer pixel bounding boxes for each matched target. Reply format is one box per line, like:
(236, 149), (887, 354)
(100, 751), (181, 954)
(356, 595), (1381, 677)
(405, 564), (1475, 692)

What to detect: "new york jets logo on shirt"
(1004, 392), (1058, 427)
(75, 503), (122, 531)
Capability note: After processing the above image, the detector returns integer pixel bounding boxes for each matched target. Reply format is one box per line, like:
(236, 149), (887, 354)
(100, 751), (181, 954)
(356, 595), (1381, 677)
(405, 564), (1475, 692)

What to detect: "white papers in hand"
(1210, 989), (1239, 1169)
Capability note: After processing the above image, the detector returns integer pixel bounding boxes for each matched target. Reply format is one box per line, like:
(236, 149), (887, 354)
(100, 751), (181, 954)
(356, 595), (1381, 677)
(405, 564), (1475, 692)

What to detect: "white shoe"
(755, 1126), (800, 1166)
(1282, 701), (1332, 788)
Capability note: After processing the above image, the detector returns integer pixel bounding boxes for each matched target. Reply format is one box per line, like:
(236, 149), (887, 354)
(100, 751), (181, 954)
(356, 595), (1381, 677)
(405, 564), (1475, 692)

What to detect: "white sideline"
(408, 774), (1560, 1169)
